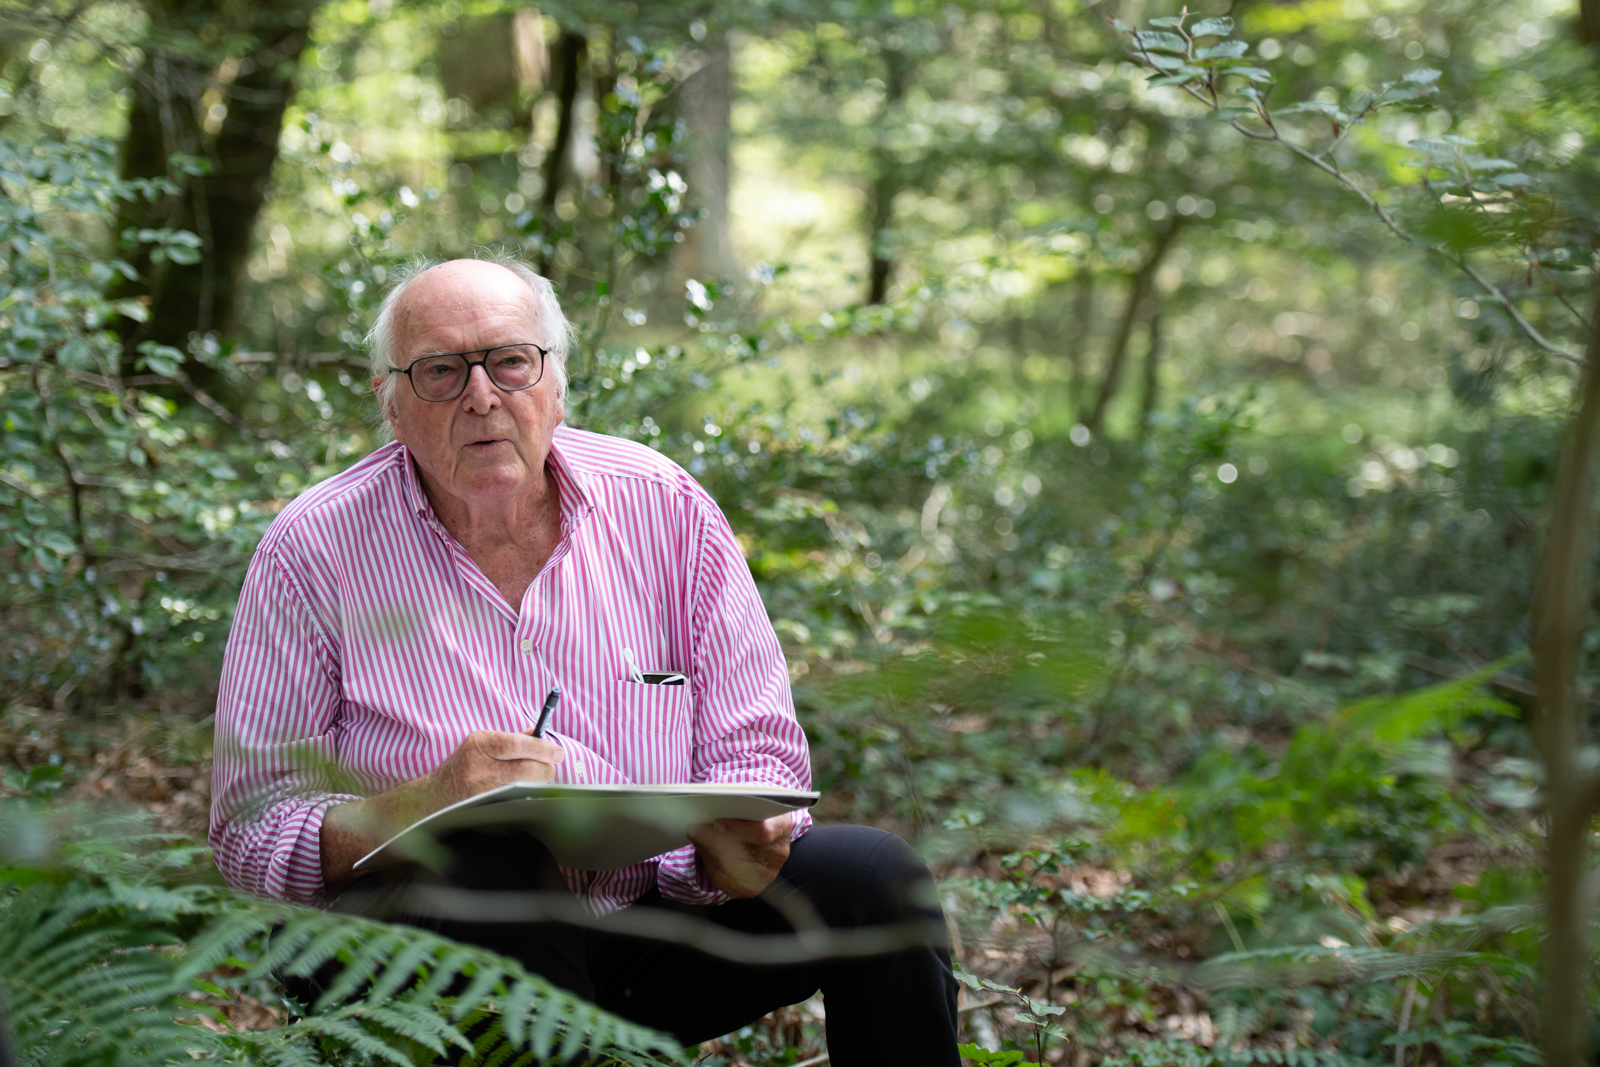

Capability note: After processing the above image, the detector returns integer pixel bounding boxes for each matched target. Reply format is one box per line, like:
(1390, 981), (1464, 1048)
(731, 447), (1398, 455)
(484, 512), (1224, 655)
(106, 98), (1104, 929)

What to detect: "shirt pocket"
(589, 679), (694, 783)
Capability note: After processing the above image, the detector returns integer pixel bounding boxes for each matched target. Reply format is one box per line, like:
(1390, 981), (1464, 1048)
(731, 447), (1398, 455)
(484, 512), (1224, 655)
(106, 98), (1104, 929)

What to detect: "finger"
(714, 814), (791, 843)
(474, 732), (566, 764)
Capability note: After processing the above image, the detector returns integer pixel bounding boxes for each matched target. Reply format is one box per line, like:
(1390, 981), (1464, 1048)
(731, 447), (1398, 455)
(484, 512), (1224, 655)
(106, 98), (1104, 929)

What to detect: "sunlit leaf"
(1197, 40), (1249, 60)
(1133, 31), (1190, 54)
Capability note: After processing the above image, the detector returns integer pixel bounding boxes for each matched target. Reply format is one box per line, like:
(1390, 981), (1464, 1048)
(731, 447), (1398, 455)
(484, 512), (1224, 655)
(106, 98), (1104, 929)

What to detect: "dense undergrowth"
(2, 0), (1594, 1063)
(0, 132), (1560, 1057)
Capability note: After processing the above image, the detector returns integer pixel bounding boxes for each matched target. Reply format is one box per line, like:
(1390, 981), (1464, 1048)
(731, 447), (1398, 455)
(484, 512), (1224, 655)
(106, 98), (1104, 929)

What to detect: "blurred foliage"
(1, 0), (1597, 1062)
(0, 798), (684, 1065)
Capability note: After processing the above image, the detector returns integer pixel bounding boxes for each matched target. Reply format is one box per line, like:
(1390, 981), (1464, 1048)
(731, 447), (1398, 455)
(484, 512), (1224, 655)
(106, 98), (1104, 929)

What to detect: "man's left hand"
(689, 813), (793, 898)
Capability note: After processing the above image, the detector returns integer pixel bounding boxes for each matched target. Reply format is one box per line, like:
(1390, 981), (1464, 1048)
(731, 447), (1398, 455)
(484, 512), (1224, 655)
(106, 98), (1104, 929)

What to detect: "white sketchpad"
(353, 782), (821, 872)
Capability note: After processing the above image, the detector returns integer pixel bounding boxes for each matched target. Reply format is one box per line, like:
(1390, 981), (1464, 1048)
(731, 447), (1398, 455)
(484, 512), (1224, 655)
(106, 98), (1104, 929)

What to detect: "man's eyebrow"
(402, 342), (542, 363)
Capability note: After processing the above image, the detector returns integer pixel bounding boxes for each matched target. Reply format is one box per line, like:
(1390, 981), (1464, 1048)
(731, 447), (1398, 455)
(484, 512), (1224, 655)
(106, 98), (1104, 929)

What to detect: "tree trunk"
(1083, 219), (1182, 434)
(681, 28), (735, 283)
(865, 47), (909, 305)
(112, 0), (318, 400)
(1138, 310), (1164, 441)
(1065, 273), (1094, 400)
(1537, 11), (1600, 1062)
(1532, 271), (1600, 1067)
(536, 28), (585, 274)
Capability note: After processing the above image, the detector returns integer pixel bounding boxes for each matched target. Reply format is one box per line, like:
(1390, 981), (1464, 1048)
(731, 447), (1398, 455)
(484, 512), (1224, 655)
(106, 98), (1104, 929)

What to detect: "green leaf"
(135, 341), (185, 378)
(959, 1044), (1028, 1066)
(1144, 53), (1187, 70)
(168, 152), (211, 176)
(1148, 72), (1198, 86)
(1404, 67), (1442, 83)
(1133, 30), (1190, 54)
(1197, 40), (1249, 59)
(39, 531), (78, 556)
(1228, 67), (1275, 83)
(1190, 17), (1235, 36)
(23, 764), (64, 794)
(113, 298), (149, 323)
(1148, 16), (1185, 27)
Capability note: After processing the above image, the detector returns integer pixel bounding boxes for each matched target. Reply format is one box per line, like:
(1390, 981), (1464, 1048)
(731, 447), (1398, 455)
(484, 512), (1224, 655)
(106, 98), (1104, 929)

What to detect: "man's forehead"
(402, 261), (531, 308)
(394, 262), (539, 336)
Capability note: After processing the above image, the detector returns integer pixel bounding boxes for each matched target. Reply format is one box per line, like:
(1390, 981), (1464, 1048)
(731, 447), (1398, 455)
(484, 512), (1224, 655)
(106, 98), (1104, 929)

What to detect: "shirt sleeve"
(656, 494), (814, 906)
(209, 548), (360, 905)
(540, 729), (629, 786)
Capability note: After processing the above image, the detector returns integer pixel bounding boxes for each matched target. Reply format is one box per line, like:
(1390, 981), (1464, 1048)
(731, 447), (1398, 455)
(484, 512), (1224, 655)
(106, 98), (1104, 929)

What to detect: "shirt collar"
(395, 430), (596, 535)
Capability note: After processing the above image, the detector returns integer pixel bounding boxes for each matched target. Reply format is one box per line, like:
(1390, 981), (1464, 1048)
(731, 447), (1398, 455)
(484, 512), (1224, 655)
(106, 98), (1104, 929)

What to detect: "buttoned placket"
(403, 446), (596, 781)
(515, 528), (591, 782)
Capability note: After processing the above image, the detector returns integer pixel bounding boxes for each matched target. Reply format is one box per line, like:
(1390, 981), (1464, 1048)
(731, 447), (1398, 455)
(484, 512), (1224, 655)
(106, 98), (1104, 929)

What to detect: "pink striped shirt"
(209, 426), (812, 912)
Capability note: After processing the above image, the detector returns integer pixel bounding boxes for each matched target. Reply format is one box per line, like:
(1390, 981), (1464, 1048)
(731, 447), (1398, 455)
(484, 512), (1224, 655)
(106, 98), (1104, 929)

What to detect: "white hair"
(366, 252), (572, 437)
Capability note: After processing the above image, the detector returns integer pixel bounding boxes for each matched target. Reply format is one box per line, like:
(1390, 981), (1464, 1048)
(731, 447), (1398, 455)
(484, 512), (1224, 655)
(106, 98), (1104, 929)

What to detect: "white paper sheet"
(352, 782), (821, 872)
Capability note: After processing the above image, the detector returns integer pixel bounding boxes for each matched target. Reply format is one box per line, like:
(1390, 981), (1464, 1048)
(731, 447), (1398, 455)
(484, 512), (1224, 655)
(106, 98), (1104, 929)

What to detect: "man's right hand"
(320, 729), (565, 896)
(421, 729), (566, 812)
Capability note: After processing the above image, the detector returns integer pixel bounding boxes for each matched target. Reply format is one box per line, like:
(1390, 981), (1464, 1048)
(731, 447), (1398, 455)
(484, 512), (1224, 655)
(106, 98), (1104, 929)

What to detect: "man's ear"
(372, 378), (403, 442)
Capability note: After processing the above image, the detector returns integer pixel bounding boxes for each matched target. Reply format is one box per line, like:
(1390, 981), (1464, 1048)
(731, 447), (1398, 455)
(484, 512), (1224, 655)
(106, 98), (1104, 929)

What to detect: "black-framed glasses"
(388, 343), (549, 402)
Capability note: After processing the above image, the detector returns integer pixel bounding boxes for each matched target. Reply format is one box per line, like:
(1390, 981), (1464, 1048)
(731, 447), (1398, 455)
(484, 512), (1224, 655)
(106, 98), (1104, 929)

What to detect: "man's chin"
(452, 461), (537, 498)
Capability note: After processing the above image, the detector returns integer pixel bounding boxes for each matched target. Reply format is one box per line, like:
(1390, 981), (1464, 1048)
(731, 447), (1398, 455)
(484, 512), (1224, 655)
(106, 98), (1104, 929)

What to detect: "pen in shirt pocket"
(622, 646), (688, 686)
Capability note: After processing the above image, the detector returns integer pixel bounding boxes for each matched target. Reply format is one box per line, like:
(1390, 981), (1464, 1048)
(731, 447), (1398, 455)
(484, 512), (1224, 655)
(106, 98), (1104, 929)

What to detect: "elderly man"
(209, 257), (959, 1064)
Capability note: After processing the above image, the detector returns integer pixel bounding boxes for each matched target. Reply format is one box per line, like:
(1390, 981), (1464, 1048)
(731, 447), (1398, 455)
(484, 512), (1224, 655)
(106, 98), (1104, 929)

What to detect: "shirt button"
(520, 639), (532, 652)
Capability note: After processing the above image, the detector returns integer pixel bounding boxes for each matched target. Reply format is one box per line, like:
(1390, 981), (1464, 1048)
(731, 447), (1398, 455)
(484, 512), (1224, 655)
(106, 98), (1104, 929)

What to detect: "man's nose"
(459, 362), (501, 410)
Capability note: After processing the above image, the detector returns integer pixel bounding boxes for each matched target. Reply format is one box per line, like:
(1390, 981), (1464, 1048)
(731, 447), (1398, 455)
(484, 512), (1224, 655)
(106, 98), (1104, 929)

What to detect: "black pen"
(531, 687), (560, 738)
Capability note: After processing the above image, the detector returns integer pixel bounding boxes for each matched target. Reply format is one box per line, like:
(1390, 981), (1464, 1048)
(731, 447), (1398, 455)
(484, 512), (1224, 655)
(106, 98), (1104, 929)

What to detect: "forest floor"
(0, 701), (1510, 1066)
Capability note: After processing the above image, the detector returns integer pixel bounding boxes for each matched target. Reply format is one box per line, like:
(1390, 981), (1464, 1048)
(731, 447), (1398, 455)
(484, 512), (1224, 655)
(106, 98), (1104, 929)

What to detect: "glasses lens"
(486, 345), (543, 391)
(410, 354), (467, 400)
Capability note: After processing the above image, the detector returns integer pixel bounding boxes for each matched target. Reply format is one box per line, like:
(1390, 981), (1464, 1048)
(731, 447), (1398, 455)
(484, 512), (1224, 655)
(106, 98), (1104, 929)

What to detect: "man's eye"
(422, 363), (455, 377)
(496, 356), (526, 368)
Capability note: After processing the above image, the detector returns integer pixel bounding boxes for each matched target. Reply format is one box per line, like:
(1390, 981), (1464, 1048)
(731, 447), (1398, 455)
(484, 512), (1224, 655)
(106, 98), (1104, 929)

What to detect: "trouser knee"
(785, 824), (944, 930)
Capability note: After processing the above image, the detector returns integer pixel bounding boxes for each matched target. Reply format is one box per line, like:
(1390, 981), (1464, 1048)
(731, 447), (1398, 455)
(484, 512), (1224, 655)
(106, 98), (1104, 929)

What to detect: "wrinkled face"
(374, 261), (564, 510)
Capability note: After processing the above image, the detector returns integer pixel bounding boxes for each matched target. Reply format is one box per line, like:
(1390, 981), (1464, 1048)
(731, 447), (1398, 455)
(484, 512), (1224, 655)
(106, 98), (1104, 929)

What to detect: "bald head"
(366, 255), (571, 430)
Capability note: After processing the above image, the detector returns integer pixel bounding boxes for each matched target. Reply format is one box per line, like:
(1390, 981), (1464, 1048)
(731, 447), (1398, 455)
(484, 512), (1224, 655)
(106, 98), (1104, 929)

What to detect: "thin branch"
(0, 470), (68, 523)
(1404, 651), (1600, 707)
(1136, 18), (1585, 368)
(1536, 263), (1595, 332)
(173, 368), (269, 438)
(1216, 110), (1579, 365)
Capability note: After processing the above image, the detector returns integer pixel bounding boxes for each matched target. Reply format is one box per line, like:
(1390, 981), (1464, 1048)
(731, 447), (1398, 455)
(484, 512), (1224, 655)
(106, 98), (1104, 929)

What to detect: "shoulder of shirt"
(254, 441), (409, 555)
(555, 425), (716, 512)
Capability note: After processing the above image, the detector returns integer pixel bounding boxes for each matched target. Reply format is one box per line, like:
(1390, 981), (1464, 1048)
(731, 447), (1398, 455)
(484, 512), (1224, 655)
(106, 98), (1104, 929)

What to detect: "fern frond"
(449, 964), (502, 1020)
(366, 936), (444, 1002)
(4, 805), (690, 1067)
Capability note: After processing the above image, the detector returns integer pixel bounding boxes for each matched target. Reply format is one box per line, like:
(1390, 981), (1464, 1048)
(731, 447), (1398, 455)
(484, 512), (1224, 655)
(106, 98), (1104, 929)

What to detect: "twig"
(1403, 651), (1600, 706)
(959, 997), (1010, 1015)
(1394, 976), (1418, 1067)
(390, 885), (949, 965)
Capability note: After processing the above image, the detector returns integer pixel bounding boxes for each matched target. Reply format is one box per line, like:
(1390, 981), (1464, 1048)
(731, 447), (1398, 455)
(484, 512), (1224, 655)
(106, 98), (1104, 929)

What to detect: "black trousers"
(333, 824), (960, 1066)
